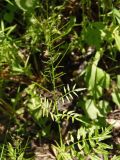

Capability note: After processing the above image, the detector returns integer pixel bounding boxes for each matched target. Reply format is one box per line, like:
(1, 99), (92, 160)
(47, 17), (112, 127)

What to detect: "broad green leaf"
(93, 50), (103, 65)
(85, 64), (110, 95)
(112, 28), (120, 51)
(90, 85), (103, 99)
(112, 92), (120, 108)
(85, 49), (110, 91)
(84, 99), (100, 119)
(98, 100), (110, 115)
(113, 8), (120, 24)
(84, 27), (101, 48)
(85, 64), (97, 89)
(96, 67), (110, 89)
(15, 0), (36, 11)
(117, 75), (120, 88)
(4, 12), (14, 23)
(114, 33), (120, 51)
(83, 22), (105, 48)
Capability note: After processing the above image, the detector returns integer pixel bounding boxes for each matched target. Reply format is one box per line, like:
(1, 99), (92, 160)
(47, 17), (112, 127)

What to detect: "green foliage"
(83, 22), (105, 49)
(0, 140), (31, 160)
(0, 20), (31, 75)
(14, 0), (37, 12)
(112, 26), (120, 51)
(52, 126), (112, 159)
(112, 8), (120, 24)
(0, 0), (120, 159)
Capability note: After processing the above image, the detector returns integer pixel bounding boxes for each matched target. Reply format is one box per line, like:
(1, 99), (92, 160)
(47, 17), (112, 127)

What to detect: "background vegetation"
(0, 0), (120, 159)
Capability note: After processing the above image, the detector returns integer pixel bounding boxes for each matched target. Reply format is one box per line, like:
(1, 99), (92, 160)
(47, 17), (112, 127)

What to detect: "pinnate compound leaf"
(7, 143), (15, 158)
(18, 153), (24, 160)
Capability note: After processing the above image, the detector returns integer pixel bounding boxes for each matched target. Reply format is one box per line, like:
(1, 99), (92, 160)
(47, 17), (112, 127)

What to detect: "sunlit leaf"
(84, 99), (100, 119)
(113, 8), (120, 24)
(15, 0), (36, 11)
(112, 91), (120, 108)
(113, 27), (120, 51)
(85, 65), (110, 99)
(117, 75), (120, 88)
